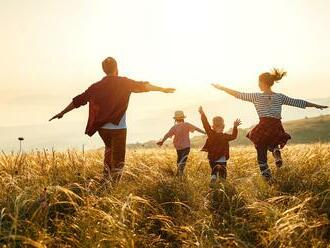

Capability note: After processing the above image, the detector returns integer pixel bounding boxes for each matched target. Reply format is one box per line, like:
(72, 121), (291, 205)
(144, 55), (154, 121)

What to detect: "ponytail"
(259, 68), (287, 87)
(271, 68), (287, 83)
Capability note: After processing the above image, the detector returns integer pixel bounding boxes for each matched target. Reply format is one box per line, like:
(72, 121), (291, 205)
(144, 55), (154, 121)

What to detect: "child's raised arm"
(198, 106), (212, 136)
(226, 119), (242, 141)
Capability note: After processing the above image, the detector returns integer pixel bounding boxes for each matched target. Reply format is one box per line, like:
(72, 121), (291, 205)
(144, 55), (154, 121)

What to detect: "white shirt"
(102, 113), (127, 129)
(215, 156), (227, 163)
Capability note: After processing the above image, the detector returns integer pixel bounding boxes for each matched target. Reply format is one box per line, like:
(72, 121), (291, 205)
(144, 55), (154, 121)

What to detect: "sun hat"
(173, 110), (186, 120)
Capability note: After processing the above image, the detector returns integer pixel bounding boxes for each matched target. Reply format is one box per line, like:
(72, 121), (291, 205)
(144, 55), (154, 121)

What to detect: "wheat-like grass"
(0, 144), (329, 247)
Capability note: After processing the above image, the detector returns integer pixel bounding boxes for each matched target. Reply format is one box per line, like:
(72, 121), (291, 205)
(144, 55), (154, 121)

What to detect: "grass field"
(0, 144), (329, 247)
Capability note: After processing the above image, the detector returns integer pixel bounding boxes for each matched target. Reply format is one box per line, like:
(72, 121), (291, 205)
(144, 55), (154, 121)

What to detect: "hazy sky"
(1, 0), (330, 127)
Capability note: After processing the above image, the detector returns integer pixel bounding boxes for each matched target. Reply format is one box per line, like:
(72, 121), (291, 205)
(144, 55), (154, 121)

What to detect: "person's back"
(171, 122), (196, 150)
(49, 56), (175, 182)
(73, 75), (149, 136)
(198, 106), (241, 182)
(157, 111), (205, 177)
(236, 92), (307, 119)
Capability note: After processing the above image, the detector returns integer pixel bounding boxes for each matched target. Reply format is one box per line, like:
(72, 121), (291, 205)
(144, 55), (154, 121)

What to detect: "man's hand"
(49, 112), (64, 121)
(211, 83), (224, 90)
(162, 88), (176, 93)
(233, 119), (242, 127)
(198, 106), (204, 115)
(157, 141), (164, 147)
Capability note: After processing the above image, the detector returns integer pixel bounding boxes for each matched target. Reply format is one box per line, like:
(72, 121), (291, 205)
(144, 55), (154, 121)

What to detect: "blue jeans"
(176, 147), (190, 170)
(256, 145), (278, 180)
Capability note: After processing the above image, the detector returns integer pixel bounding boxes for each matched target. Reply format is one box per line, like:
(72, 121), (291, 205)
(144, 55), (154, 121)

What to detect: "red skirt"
(247, 117), (291, 148)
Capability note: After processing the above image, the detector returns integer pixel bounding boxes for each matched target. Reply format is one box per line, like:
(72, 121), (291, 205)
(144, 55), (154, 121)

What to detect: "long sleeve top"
(165, 122), (198, 150)
(235, 92), (307, 119)
(201, 112), (238, 161)
(72, 76), (148, 136)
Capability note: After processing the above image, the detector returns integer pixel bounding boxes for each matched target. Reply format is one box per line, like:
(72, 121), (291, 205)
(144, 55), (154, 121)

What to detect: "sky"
(1, 0), (330, 135)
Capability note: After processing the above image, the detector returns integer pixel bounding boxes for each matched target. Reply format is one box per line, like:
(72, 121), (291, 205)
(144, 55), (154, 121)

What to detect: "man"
(50, 57), (175, 182)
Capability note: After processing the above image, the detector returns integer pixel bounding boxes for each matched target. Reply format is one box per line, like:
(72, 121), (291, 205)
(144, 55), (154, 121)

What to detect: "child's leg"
(256, 146), (272, 180)
(209, 161), (218, 183)
(218, 162), (227, 179)
(269, 145), (283, 168)
(177, 148), (190, 176)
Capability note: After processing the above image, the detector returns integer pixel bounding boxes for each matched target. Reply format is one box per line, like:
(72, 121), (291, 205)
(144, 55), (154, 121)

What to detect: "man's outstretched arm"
(49, 87), (90, 121)
(144, 82), (175, 93)
(49, 102), (75, 121)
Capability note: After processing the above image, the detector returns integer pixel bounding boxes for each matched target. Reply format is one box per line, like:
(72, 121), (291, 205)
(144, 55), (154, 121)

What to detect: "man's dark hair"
(102, 57), (117, 74)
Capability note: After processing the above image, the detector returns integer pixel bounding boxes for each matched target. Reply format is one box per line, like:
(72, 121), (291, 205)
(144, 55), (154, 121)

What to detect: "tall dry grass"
(0, 144), (329, 247)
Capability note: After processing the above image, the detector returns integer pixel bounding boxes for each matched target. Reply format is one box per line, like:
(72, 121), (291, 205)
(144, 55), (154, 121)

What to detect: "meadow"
(0, 144), (329, 248)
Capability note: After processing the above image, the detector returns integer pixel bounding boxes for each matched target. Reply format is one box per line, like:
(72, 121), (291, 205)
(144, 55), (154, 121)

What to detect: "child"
(198, 106), (241, 183)
(157, 110), (205, 177)
(212, 68), (328, 181)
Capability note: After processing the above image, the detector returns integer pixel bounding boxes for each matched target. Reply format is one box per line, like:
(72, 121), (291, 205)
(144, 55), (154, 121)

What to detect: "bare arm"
(212, 83), (260, 103)
(212, 84), (240, 97)
(145, 83), (175, 93)
(225, 119), (242, 141)
(49, 102), (75, 121)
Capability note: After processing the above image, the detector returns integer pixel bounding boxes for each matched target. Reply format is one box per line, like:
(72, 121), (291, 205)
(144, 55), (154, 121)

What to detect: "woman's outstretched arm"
(212, 84), (240, 97)
(281, 95), (328, 110)
(212, 84), (259, 103)
(306, 102), (328, 110)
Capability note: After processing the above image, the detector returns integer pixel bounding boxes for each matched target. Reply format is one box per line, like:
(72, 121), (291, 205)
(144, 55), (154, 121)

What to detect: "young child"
(157, 110), (205, 177)
(198, 106), (241, 183)
(212, 68), (328, 181)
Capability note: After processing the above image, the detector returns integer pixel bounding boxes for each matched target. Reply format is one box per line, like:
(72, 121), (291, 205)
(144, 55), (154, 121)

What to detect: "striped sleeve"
(281, 94), (307, 109)
(235, 92), (259, 103)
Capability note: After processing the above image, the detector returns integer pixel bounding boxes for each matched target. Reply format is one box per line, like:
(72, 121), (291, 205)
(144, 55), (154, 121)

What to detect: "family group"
(50, 57), (327, 184)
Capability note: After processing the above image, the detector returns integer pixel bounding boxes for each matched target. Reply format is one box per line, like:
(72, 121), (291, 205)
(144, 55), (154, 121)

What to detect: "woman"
(212, 69), (328, 180)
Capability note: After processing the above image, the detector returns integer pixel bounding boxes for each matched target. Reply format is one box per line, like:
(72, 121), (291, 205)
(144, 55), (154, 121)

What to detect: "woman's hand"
(315, 104), (328, 110)
(307, 102), (328, 110)
(211, 83), (224, 90)
(156, 141), (164, 147)
(233, 119), (242, 127)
